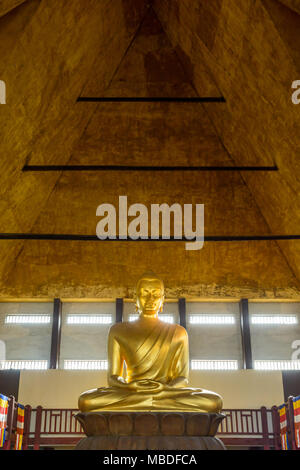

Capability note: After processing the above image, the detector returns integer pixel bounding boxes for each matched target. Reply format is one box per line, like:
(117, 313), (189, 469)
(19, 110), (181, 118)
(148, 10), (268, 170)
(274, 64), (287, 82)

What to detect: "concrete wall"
(18, 369), (284, 410)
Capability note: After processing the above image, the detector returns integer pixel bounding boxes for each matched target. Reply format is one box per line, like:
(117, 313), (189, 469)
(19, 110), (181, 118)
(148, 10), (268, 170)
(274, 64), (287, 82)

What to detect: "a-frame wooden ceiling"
(0, 0), (299, 299)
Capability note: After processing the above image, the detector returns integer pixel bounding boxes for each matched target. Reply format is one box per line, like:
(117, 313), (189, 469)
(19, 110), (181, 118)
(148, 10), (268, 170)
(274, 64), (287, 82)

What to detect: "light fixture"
(189, 315), (235, 325)
(66, 315), (112, 325)
(254, 360), (300, 370)
(5, 315), (51, 324)
(251, 315), (298, 325)
(0, 360), (48, 370)
(191, 360), (238, 370)
(63, 360), (108, 370)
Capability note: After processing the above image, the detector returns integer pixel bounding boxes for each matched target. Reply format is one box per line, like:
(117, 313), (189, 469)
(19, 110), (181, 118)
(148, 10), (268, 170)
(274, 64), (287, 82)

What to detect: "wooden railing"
(218, 407), (280, 449)
(1, 395), (299, 450)
(24, 406), (278, 449)
(26, 407), (83, 450)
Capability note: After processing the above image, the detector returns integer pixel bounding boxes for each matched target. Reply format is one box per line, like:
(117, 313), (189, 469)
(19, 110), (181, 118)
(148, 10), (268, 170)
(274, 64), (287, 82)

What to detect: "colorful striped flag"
(0, 393), (8, 447)
(14, 404), (25, 450)
(293, 395), (300, 449)
(279, 403), (289, 450)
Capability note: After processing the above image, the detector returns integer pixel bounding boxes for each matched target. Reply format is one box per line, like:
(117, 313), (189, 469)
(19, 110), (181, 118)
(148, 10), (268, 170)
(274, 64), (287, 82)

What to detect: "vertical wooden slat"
(234, 411), (238, 433)
(44, 409), (48, 433)
(246, 414), (250, 433)
(50, 298), (62, 369)
(254, 410), (259, 433)
(239, 299), (253, 369)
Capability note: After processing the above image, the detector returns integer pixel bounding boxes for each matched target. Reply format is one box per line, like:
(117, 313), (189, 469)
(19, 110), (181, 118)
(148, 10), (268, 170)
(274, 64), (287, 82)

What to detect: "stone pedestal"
(75, 412), (226, 450)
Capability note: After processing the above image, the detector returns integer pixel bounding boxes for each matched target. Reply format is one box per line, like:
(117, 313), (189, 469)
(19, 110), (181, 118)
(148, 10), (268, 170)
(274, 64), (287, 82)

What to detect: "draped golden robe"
(78, 319), (222, 413)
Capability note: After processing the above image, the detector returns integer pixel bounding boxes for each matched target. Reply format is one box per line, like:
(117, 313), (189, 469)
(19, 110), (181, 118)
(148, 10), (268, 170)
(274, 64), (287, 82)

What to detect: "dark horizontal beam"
(77, 96), (226, 103)
(23, 165), (278, 172)
(0, 234), (299, 241)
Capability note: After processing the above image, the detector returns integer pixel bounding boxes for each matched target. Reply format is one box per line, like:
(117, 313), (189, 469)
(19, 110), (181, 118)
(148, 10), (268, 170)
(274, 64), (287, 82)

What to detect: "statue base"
(75, 412), (226, 450)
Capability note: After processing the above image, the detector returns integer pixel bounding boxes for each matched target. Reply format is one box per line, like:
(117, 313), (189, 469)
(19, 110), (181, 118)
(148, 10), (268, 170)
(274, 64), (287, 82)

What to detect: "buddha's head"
(135, 271), (164, 318)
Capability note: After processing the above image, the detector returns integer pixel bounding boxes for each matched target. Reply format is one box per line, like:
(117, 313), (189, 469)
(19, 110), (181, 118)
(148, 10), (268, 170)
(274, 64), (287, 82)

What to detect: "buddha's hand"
(126, 379), (164, 393)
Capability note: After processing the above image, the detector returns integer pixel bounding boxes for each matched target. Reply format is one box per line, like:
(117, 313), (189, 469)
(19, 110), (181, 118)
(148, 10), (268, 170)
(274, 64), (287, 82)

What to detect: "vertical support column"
(239, 298), (253, 369)
(0, 371), (20, 400)
(271, 405), (281, 450)
(116, 298), (123, 323)
(178, 298), (187, 329)
(23, 405), (32, 450)
(50, 298), (62, 369)
(282, 371), (300, 401)
(33, 406), (42, 450)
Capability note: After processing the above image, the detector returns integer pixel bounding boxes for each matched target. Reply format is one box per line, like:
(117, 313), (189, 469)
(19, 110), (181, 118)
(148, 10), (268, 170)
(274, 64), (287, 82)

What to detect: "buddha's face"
(136, 277), (164, 317)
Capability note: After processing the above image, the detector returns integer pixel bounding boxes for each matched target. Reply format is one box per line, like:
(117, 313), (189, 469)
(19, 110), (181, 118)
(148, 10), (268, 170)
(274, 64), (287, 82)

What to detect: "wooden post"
(23, 405), (32, 450)
(271, 405), (281, 450)
(260, 406), (270, 450)
(50, 298), (62, 369)
(178, 298), (187, 329)
(239, 299), (253, 369)
(33, 406), (43, 450)
(116, 298), (123, 323)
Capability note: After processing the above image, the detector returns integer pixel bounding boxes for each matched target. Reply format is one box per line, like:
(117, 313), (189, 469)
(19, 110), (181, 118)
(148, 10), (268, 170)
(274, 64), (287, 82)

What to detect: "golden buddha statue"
(78, 272), (223, 413)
